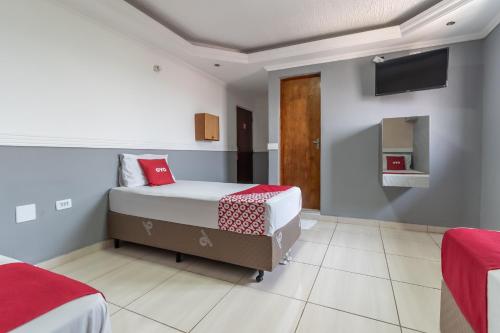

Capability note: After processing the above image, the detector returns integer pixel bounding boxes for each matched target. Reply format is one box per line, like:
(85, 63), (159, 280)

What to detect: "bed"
(0, 255), (111, 333)
(108, 180), (302, 282)
(440, 229), (500, 333)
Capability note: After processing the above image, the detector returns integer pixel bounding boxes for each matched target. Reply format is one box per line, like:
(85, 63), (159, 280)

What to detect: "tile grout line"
(400, 325), (426, 333)
(383, 251), (441, 262)
(85, 257), (143, 283)
(379, 225), (403, 331)
(121, 267), (184, 309)
(301, 230), (440, 263)
(111, 253), (430, 333)
(318, 265), (441, 290)
(188, 283), (238, 332)
(177, 257), (249, 332)
(123, 307), (188, 333)
(324, 243), (385, 254)
(67, 253), (139, 285)
(100, 251), (235, 332)
(428, 233), (442, 249)
(120, 259), (243, 333)
(257, 260), (441, 300)
(120, 259), (237, 333)
(67, 229), (440, 332)
(122, 241), (441, 298)
(84, 247), (179, 284)
(294, 219), (410, 331)
(306, 300), (402, 329)
(293, 218), (338, 333)
(100, 239), (437, 325)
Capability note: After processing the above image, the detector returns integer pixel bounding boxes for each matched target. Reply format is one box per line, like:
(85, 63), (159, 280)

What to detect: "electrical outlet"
(56, 199), (72, 211)
(16, 204), (36, 223)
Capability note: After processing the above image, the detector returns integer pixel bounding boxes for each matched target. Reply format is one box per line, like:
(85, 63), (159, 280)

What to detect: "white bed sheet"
(109, 180), (302, 236)
(0, 255), (111, 333)
(488, 269), (500, 333)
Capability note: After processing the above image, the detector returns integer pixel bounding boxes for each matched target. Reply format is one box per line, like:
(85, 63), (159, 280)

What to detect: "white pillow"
(119, 154), (174, 187)
(383, 153), (412, 170)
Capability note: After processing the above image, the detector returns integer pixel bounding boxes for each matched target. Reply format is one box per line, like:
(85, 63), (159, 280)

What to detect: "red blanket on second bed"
(218, 185), (292, 235)
(0, 263), (101, 333)
(442, 229), (500, 333)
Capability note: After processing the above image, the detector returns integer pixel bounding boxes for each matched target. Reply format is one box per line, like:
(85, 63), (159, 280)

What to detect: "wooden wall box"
(195, 113), (219, 141)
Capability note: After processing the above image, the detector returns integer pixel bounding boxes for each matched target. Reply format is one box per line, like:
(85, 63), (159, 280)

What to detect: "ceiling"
(56, 0), (500, 95)
(125, 0), (442, 52)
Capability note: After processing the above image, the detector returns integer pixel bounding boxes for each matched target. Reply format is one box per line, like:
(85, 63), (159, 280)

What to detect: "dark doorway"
(237, 107), (253, 183)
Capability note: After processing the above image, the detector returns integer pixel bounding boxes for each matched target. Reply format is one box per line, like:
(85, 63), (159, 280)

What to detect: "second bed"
(108, 180), (302, 281)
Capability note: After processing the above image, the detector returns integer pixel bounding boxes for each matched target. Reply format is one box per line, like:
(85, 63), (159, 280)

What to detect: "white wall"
(0, 0), (257, 151)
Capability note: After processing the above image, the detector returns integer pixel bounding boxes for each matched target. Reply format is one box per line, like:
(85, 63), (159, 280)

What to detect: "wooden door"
(237, 107), (253, 183)
(280, 74), (321, 209)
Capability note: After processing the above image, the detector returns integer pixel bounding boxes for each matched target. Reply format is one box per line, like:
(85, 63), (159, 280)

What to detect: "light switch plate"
(16, 204), (36, 223)
(267, 143), (279, 150)
(56, 199), (72, 211)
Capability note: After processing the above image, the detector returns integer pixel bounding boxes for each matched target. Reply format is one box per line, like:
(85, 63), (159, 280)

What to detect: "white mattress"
(489, 269), (500, 333)
(109, 180), (302, 236)
(0, 255), (111, 333)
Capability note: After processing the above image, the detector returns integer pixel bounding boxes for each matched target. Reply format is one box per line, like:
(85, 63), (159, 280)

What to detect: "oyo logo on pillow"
(155, 167), (168, 173)
(392, 161), (401, 165)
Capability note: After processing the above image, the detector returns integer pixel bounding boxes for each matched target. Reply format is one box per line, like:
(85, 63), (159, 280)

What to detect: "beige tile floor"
(50, 217), (444, 333)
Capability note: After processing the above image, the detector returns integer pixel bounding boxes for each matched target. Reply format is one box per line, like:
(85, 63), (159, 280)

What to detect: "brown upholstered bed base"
(441, 280), (475, 333)
(108, 211), (301, 280)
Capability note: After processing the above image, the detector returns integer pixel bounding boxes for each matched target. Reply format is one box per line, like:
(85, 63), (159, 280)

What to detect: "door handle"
(312, 138), (320, 150)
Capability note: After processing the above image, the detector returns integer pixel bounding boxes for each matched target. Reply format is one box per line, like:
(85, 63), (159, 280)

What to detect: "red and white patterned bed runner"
(0, 263), (102, 332)
(218, 185), (292, 235)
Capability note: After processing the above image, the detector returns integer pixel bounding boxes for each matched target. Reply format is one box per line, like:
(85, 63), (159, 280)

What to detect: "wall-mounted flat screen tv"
(375, 48), (449, 96)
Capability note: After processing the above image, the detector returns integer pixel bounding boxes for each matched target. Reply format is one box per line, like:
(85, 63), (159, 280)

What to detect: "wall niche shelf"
(380, 116), (430, 188)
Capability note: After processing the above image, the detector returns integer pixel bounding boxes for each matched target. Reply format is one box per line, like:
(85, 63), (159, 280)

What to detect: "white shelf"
(382, 173), (429, 188)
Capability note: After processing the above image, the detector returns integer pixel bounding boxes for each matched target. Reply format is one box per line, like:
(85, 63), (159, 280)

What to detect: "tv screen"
(375, 48), (449, 96)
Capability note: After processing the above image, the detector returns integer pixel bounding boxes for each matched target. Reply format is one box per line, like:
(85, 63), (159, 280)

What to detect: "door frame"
(236, 106), (253, 183)
(279, 73), (321, 209)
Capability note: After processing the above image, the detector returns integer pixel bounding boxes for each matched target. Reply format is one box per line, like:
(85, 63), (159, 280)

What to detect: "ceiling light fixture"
(446, 21), (456, 26)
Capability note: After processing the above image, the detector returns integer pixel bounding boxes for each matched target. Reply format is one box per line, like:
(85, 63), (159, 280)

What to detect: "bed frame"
(440, 280), (475, 333)
(107, 211), (301, 282)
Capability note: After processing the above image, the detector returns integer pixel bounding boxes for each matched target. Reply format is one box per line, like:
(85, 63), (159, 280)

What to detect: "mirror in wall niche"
(381, 116), (430, 188)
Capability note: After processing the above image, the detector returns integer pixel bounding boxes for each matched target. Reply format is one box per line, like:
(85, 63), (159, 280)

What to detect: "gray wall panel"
(253, 152), (269, 184)
(481, 25), (500, 230)
(413, 117), (430, 173)
(0, 146), (236, 263)
(268, 151), (279, 185)
(268, 41), (484, 228)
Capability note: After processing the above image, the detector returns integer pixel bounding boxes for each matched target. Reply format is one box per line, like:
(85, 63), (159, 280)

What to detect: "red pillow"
(386, 156), (406, 170)
(137, 159), (175, 186)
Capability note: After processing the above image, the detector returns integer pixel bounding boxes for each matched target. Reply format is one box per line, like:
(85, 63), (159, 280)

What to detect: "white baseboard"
(301, 211), (450, 233)
(428, 225), (451, 234)
(37, 239), (113, 269)
(379, 220), (428, 232)
(301, 211), (337, 223)
(36, 216), (450, 271)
